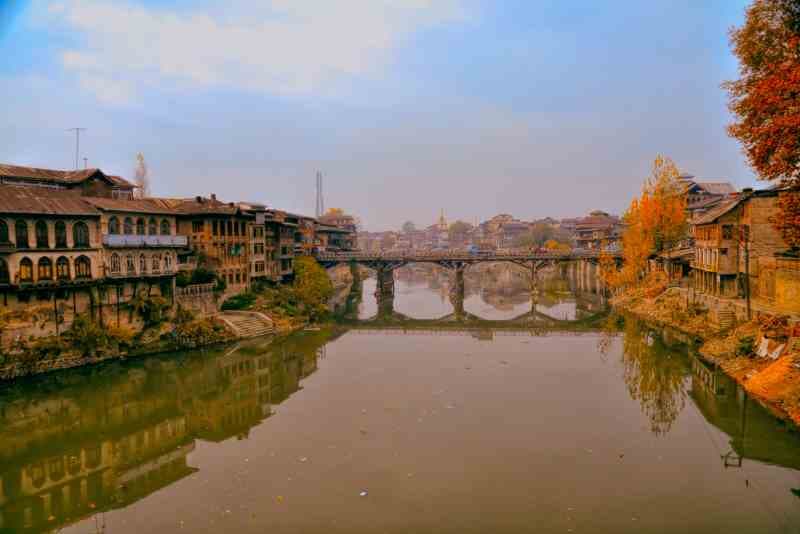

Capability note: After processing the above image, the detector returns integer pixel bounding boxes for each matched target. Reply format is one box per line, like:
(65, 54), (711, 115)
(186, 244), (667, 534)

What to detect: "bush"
(221, 292), (257, 311)
(735, 335), (756, 357)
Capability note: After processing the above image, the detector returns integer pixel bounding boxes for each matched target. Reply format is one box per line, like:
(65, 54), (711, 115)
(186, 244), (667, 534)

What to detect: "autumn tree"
(293, 257), (334, 320)
(609, 155), (687, 288)
(448, 221), (472, 243)
(726, 0), (800, 249)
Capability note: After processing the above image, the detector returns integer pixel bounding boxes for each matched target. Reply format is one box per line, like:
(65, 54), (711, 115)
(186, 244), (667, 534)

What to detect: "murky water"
(2, 270), (800, 533)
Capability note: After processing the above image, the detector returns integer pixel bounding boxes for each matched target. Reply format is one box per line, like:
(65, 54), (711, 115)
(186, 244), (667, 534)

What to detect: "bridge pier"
(450, 265), (466, 319)
(375, 266), (395, 317)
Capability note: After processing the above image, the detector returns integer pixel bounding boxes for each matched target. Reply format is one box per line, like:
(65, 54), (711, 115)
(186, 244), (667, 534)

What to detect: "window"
(124, 217), (134, 234)
(722, 225), (733, 240)
(139, 254), (147, 273)
(136, 218), (145, 235)
(152, 255), (161, 272)
(37, 257), (52, 280)
(163, 253), (172, 271)
(161, 219), (171, 235)
(192, 220), (203, 233)
(56, 257), (70, 280)
(55, 221), (67, 248)
(720, 248), (728, 257)
(213, 220), (219, 235)
(227, 221), (233, 236)
(126, 254), (135, 274)
(148, 218), (157, 235)
(110, 253), (121, 274)
(34, 221), (49, 249)
(19, 257), (33, 282)
(0, 220), (7, 242)
(0, 258), (8, 284)
(108, 216), (120, 234)
(72, 221), (90, 248)
(15, 220), (29, 249)
(75, 256), (91, 279)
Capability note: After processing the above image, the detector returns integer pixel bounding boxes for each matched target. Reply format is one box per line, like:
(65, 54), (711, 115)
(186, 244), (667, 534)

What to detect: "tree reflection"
(620, 317), (689, 436)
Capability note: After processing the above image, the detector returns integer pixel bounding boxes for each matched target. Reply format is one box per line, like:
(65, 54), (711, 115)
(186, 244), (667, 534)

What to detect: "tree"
(401, 221), (416, 234)
(293, 257), (334, 320)
(448, 221), (472, 242)
(134, 153), (150, 198)
(726, 0), (800, 250)
(608, 155), (687, 288)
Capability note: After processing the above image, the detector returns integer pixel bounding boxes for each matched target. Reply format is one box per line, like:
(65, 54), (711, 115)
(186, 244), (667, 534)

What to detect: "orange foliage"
(607, 155), (687, 289)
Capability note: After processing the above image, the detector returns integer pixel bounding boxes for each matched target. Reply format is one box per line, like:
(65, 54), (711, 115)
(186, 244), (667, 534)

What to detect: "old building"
(573, 211), (623, 250)
(167, 195), (254, 293)
(0, 185), (104, 324)
(691, 189), (786, 300)
(0, 163), (136, 199)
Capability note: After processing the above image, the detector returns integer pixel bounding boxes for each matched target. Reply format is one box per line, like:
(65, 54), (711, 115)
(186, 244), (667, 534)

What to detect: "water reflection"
(2, 270), (800, 533)
(0, 330), (334, 533)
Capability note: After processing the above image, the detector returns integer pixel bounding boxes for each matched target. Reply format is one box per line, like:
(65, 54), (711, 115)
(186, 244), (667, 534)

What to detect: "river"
(1, 267), (799, 533)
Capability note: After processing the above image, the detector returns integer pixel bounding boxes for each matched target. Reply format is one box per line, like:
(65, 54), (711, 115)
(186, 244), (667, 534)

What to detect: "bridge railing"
(315, 249), (610, 262)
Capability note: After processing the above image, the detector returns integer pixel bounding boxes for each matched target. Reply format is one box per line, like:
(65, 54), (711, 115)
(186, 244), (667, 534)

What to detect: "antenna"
(315, 171), (325, 218)
(66, 128), (87, 170)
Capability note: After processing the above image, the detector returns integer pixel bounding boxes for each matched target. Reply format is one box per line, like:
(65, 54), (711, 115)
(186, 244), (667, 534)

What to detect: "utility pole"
(67, 128), (87, 170)
(315, 171), (325, 218)
(83, 157), (88, 169)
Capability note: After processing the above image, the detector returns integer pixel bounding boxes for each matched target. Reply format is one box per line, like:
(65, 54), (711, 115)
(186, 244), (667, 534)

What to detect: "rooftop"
(0, 185), (99, 216)
(0, 163), (135, 189)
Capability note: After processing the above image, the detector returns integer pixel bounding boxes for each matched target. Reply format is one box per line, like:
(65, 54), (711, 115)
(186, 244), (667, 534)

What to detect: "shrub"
(221, 292), (257, 311)
(735, 335), (756, 357)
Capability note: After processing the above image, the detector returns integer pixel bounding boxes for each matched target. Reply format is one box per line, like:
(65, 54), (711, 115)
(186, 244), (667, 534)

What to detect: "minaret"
(438, 209), (448, 231)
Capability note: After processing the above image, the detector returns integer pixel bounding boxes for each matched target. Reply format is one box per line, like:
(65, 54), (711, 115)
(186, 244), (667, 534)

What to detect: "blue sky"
(1, 0), (753, 230)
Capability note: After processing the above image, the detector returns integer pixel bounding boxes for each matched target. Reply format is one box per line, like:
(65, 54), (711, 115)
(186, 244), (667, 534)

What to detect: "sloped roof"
(0, 163), (135, 189)
(83, 197), (177, 215)
(695, 182), (736, 196)
(0, 185), (99, 216)
(693, 197), (742, 225)
(164, 196), (243, 216)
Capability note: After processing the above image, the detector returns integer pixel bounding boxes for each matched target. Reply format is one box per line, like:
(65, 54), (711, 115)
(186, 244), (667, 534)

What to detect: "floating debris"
(359, 490), (368, 497)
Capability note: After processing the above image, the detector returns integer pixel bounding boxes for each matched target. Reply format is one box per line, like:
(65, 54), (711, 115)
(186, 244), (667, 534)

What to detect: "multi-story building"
(573, 211), (623, 250)
(0, 185), (103, 316)
(0, 163), (136, 199)
(82, 197), (186, 310)
(294, 215), (317, 256)
(691, 188), (786, 299)
(167, 195), (253, 293)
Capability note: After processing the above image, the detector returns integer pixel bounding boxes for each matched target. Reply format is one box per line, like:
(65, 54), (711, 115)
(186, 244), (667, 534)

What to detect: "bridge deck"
(317, 250), (616, 264)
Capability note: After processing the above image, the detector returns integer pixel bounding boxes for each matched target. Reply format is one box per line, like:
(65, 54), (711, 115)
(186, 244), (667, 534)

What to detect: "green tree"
(448, 220), (472, 242)
(293, 257), (334, 321)
(401, 221), (416, 233)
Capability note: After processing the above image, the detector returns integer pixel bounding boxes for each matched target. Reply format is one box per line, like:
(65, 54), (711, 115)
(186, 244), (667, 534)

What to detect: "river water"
(1, 267), (799, 533)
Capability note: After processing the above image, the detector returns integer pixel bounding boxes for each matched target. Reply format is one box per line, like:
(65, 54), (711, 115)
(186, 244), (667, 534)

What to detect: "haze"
(0, 0), (756, 230)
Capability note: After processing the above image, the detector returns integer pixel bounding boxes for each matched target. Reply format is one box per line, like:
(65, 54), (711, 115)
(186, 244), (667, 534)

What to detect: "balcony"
(103, 234), (188, 248)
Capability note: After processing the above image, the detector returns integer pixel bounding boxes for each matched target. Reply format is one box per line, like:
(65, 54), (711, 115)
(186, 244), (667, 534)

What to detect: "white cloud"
(45, 0), (467, 104)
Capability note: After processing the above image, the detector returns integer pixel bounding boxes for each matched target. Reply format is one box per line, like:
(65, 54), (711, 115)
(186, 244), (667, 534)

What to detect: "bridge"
(317, 249), (618, 307)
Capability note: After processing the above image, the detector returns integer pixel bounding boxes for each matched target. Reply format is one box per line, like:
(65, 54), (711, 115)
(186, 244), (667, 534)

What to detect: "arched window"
(72, 221), (90, 248)
(123, 217), (134, 234)
(110, 253), (121, 274)
(148, 218), (157, 235)
(0, 220), (7, 243)
(37, 257), (52, 280)
(19, 257), (33, 282)
(0, 258), (9, 284)
(151, 254), (160, 273)
(163, 253), (172, 271)
(126, 254), (135, 274)
(56, 257), (70, 280)
(139, 254), (147, 273)
(55, 221), (67, 248)
(136, 218), (145, 235)
(108, 216), (120, 234)
(35, 220), (49, 248)
(75, 256), (91, 279)
(160, 219), (171, 235)
(15, 220), (29, 249)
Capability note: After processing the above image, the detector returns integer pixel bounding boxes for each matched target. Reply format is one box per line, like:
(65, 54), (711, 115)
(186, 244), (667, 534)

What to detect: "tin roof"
(0, 163), (135, 189)
(0, 185), (99, 216)
(83, 197), (177, 215)
(693, 198), (742, 225)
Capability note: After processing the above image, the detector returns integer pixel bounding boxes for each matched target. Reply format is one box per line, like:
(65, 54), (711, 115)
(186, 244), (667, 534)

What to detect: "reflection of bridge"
(318, 250), (616, 311)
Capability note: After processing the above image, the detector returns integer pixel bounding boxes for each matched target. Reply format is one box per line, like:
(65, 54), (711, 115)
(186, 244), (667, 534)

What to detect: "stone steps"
(218, 312), (274, 338)
(718, 309), (736, 330)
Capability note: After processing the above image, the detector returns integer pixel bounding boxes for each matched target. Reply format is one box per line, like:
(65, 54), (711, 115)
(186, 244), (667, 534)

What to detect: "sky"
(0, 0), (756, 230)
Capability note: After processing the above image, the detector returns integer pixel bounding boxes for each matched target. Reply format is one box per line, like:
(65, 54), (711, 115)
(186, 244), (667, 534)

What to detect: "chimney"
(195, 196), (203, 203)
(211, 193), (217, 201)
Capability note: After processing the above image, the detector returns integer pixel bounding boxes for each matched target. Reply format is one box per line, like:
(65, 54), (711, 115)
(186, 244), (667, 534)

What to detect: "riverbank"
(612, 286), (800, 426)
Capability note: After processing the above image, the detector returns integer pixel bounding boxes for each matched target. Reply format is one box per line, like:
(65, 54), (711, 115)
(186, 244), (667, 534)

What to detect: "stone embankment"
(613, 286), (800, 425)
